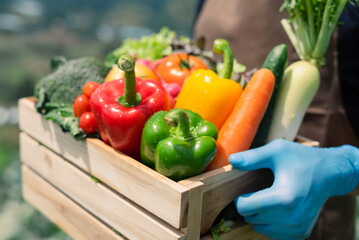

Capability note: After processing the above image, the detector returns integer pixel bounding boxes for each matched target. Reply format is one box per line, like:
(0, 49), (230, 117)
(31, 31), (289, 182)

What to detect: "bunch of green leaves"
(105, 27), (190, 68)
(43, 103), (100, 140)
(280, 0), (359, 67)
(34, 56), (106, 140)
(210, 218), (235, 240)
(43, 103), (87, 140)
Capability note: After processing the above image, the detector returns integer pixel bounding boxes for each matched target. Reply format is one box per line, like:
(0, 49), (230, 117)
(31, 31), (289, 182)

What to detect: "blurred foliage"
(0, 0), (199, 239)
(0, 0), (199, 106)
(0, 126), (70, 240)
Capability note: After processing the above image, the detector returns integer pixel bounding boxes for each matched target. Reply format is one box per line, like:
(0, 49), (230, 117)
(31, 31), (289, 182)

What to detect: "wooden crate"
(18, 97), (318, 240)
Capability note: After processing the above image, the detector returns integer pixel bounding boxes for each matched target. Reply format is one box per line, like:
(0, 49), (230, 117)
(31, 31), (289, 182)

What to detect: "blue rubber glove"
(229, 139), (359, 240)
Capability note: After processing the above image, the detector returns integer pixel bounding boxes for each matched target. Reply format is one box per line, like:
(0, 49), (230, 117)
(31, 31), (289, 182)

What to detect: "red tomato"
(79, 112), (98, 134)
(83, 81), (100, 98)
(155, 53), (208, 86)
(73, 94), (91, 117)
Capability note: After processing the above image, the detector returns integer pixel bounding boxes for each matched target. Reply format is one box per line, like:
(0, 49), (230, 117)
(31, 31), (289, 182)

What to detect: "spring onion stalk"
(266, 0), (358, 142)
(280, 0), (358, 67)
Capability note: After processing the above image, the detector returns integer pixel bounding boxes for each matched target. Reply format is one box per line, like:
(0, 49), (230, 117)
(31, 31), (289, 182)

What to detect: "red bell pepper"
(90, 55), (171, 159)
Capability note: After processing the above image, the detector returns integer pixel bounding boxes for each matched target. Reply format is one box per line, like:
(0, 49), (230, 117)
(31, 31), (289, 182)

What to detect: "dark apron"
(194, 1), (359, 239)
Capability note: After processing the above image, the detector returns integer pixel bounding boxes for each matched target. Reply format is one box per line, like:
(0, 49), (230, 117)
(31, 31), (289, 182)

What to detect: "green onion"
(280, 0), (359, 67)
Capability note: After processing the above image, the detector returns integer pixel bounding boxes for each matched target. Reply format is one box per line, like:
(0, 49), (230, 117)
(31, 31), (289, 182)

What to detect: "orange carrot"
(206, 68), (275, 171)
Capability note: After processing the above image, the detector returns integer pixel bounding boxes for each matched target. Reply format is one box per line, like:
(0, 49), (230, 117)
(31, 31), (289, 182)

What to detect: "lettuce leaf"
(44, 103), (99, 140)
(105, 27), (190, 68)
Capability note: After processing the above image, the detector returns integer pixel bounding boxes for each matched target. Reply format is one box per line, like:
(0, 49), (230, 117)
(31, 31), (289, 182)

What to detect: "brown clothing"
(194, 0), (359, 239)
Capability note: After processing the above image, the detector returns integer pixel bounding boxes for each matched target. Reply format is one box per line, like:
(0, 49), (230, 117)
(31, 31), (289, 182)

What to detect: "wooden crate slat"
(23, 163), (267, 240)
(20, 133), (186, 240)
(179, 181), (204, 239)
(18, 98), (189, 228)
(22, 165), (126, 240)
(179, 166), (273, 233)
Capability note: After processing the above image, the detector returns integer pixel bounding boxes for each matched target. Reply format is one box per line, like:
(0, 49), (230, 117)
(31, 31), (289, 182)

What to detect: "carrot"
(206, 68), (275, 171)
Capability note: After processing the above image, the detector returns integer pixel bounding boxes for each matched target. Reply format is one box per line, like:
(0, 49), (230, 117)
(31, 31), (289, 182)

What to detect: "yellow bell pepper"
(175, 39), (243, 129)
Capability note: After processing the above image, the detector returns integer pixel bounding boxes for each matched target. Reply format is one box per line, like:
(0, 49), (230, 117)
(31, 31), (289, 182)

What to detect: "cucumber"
(251, 44), (288, 148)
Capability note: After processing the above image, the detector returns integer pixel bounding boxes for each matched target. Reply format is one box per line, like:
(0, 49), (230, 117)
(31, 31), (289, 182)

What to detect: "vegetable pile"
(34, 0), (349, 181)
(34, 56), (107, 139)
(105, 27), (190, 68)
(91, 55), (170, 159)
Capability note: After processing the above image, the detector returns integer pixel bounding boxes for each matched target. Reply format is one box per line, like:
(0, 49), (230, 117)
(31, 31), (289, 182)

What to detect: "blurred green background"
(0, 0), (199, 239)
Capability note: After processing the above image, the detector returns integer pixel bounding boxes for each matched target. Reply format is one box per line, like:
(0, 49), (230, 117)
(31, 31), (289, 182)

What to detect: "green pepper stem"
(118, 55), (141, 107)
(213, 39), (233, 79)
(164, 109), (192, 140)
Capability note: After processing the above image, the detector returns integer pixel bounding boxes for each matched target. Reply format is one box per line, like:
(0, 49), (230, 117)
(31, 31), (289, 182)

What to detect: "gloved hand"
(229, 139), (359, 240)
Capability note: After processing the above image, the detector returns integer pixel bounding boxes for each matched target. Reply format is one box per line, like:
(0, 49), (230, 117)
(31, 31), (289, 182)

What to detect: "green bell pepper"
(141, 109), (218, 181)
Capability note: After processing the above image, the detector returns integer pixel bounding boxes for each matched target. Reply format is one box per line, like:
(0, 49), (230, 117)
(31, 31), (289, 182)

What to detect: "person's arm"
(229, 139), (359, 240)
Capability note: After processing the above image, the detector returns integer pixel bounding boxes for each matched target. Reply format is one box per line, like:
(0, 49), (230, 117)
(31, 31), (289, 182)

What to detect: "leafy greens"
(280, 0), (359, 67)
(105, 27), (190, 68)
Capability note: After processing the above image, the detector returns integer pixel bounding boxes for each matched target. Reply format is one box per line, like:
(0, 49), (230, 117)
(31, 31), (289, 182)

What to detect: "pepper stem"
(118, 54), (142, 107)
(164, 109), (192, 140)
(213, 39), (233, 79)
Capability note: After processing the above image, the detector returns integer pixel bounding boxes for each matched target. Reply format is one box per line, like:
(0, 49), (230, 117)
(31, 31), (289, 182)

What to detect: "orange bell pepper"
(174, 39), (243, 130)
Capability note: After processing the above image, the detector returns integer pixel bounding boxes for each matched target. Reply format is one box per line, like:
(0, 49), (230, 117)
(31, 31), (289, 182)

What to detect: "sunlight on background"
(0, 0), (199, 239)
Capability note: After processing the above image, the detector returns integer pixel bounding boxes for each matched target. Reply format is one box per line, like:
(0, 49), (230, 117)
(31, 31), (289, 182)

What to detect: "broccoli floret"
(34, 56), (107, 113)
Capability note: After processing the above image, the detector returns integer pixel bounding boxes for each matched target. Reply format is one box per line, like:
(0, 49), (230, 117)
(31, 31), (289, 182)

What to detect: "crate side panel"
(180, 166), (273, 234)
(18, 98), (188, 228)
(20, 133), (185, 240)
(87, 138), (190, 228)
(179, 181), (203, 240)
(22, 165), (125, 240)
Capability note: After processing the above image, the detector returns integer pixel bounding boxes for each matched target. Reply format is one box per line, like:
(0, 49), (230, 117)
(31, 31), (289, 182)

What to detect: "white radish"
(266, 60), (320, 142)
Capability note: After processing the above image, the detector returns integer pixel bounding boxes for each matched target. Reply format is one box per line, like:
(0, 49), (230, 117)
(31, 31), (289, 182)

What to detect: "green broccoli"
(34, 56), (107, 113)
(34, 56), (107, 140)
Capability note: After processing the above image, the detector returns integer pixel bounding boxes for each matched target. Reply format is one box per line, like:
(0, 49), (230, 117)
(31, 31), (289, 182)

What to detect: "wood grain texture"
(20, 133), (185, 240)
(22, 163), (267, 240)
(180, 167), (274, 233)
(22, 165), (125, 240)
(179, 181), (204, 240)
(18, 98), (189, 228)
